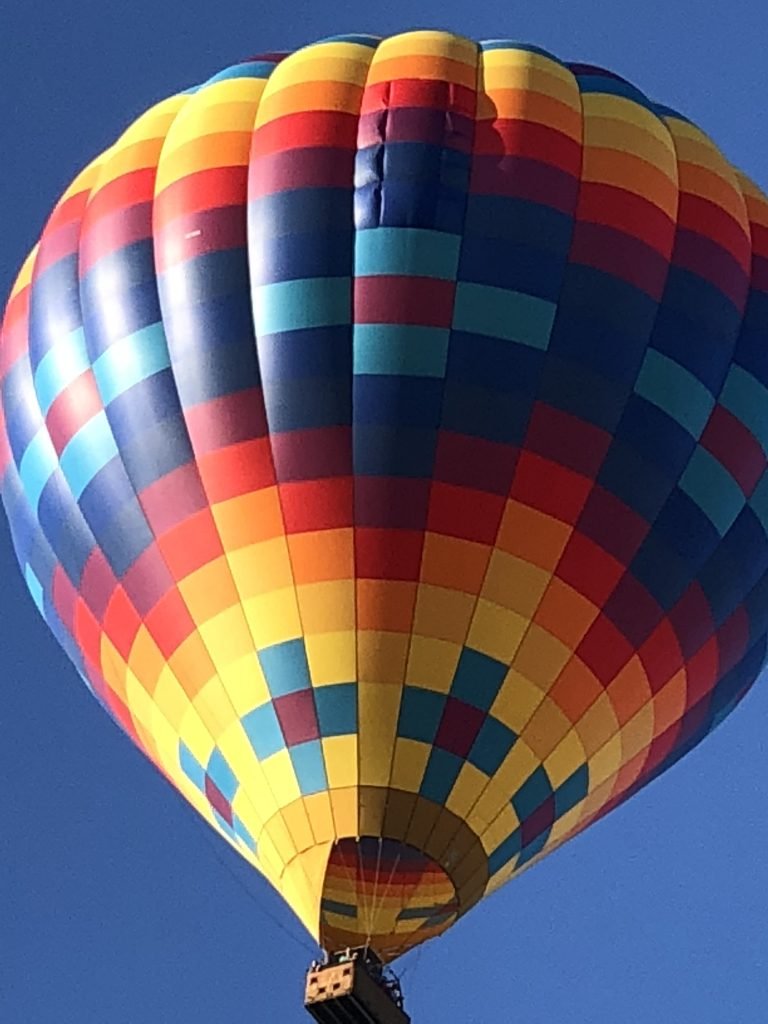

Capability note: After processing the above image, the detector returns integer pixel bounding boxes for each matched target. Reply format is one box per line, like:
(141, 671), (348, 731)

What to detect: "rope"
(180, 799), (317, 956)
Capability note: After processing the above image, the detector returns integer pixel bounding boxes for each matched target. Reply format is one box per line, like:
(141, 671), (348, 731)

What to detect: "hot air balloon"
(2, 29), (767, 1024)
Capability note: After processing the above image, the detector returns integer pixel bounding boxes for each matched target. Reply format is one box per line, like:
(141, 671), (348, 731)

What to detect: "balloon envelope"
(2, 30), (767, 961)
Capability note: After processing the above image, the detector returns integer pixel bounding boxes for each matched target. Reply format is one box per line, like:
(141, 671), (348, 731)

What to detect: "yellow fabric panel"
(579, 776), (618, 822)
(375, 29), (477, 63)
(577, 693), (621, 764)
(197, 603), (259, 667)
(226, 539), (295, 599)
(284, 40), (380, 72)
(296, 580), (356, 634)
(446, 762), (490, 819)
(357, 683), (401, 787)
(521, 695), (573, 761)
(176, 698), (216, 768)
(6, 246), (39, 302)
(282, 843), (333, 940)
(480, 550), (551, 617)
(481, 44), (576, 85)
(122, 668), (162, 763)
(242, 590), (302, 648)
(282, 800), (317, 854)
(588, 733), (624, 789)
(357, 631), (410, 685)
(303, 792), (337, 845)
(94, 135), (163, 188)
(262, 52), (370, 91)
(322, 737), (359, 790)
(544, 728), (588, 789)
(481, 49), (578, 99)
(217, 653), (270, 717)
(153, 664), (195, 731)
(389, 737), (431, 793)
(261, 749), (301, 808)
(584, 93), (676, 160)
(255, 39), (375, 128)
(58, 153), (112, 204)
(305, 631), (357, 685)
(156, 132), (253, 186)
(192, 678), (240, 738)
(217, 721), (275, 809)
(491, 670), (547, 732)
(466, 599), (528, 663)
(513, 623), (572, 691)
(620, 701), (655, 763)
(328, 785), (359, 836)
(480, 803), (521, 855)
(404, 635), (462, 694)
(177, 554), (241, 619)
(262, 812), (298, 867)
(412, 583), (476, 644)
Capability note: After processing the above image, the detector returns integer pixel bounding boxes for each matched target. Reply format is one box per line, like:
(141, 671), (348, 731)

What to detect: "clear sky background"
(1, 2), (767, 1022)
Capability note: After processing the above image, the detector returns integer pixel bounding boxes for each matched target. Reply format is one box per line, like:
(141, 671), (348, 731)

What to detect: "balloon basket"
(304, 947), (410, 1023)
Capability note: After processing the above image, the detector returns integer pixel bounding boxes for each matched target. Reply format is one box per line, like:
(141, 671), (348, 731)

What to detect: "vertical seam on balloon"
(311, 35), (386, 953)
(26, 161), (156, 748)
(359, 35), (482, 950)
(114, 92), (288, 867)
(156, 67), (315, 869)
(351, 39), (382, 951)
(244, 44), (377, 934)
(96, 98), (282, 870)
(462, 95), (758, 892)
(601, 127), (756, 786)
(1, 249), (135, 729)
(437, 50), (591, 895)
(389, 36), (484, 899)
(1, 335), (130, 739)
(475, 81), (683, 845)
(154, 64), (324, 912)
(409, 46), (588, 896)
(563, 114), (753, 797)
(18, 203), (200, 780)
(456, 81), (686, 888)
(72, 88), (287, 895)
(352, 43), (384, 854)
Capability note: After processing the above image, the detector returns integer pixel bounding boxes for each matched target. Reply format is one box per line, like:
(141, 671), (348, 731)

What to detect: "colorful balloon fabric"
(2, 31), (767, 961)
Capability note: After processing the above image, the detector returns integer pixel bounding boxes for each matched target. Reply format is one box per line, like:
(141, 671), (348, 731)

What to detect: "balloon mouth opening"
(319, 836), (459, 962)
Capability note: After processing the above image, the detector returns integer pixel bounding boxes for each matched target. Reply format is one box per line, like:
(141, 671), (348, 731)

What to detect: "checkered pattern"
(2, 32), (767, 962)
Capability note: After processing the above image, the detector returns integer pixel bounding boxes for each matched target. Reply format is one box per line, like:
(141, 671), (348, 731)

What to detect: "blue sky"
(2, 2), (768, 1021)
